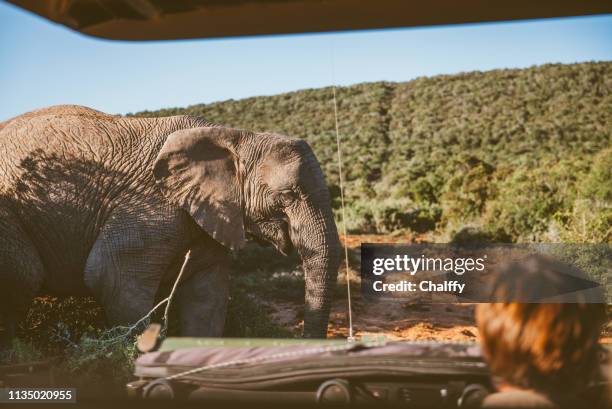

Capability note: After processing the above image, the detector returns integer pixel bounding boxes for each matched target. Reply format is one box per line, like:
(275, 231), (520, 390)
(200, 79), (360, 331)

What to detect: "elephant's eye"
(278, 189), (296, 206)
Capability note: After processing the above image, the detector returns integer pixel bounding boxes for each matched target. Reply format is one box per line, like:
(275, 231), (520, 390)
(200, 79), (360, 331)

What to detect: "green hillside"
(133, 62), (611, 243)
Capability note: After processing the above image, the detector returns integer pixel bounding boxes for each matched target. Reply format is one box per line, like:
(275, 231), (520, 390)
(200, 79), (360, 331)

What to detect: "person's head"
(476, 254), (607, 394)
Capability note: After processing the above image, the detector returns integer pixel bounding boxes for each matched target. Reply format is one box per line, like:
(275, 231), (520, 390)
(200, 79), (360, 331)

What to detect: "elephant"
(0, 105), (340, 346)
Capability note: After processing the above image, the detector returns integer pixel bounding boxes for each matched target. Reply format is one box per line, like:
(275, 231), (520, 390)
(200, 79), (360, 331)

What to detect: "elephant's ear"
(153, 127), (245, 250)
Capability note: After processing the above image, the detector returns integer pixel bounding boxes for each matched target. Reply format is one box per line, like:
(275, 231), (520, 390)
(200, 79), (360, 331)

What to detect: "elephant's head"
(152, 126), (340, 338)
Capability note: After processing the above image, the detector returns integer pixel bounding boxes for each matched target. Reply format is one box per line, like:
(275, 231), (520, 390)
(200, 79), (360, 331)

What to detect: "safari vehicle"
(128, 333), (492, 406)
(129, 335), (610, 407)
(2, 1), (611, 408)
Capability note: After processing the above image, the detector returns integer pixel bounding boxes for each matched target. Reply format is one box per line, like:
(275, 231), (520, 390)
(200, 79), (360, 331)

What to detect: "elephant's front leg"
(84, 206), (192, 329)
(173, 238), (231, 337)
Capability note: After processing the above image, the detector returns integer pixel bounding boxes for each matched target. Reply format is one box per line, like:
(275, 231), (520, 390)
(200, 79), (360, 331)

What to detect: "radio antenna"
(330, 43), (355, 342)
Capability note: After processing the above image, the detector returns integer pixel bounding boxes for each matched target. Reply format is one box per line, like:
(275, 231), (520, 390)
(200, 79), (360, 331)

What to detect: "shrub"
(482, 159), (586, 241)
(440, 156), (495, 224)
(555, 148), (612, 243)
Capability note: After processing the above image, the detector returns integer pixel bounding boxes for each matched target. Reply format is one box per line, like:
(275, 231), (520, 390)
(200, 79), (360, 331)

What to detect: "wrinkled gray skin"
(0, 105), (340, 345)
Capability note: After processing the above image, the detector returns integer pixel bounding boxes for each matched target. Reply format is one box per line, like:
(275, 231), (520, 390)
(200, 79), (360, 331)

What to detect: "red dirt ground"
(264, 234), (611, 344)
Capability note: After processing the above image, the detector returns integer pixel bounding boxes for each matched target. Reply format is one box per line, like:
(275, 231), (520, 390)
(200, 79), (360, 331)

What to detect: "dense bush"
(132, 62), (611, 243)
(554, 148), (612, 243)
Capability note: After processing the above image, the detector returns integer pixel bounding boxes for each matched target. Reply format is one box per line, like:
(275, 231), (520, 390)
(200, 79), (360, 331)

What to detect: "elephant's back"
(0, 107), (202, 179)
(0, 105), (114, 133)
(0, 106), (210, 205)
(0, 106), (206, 155)
(0, 111), (156, 225)
(11, 105), (113, 119)
(0, 107), (206, 282)
(0, 106), (210, 223)
(0, 105), (117, 160)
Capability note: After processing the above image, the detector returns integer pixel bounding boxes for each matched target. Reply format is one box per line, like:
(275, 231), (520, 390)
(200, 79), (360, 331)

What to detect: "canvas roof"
(6, 0), (612, 41)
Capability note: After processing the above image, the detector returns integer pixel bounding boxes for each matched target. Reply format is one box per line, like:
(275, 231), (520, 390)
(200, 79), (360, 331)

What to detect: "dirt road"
(261, 234), (611, 343)
(263, 234), (481, 342)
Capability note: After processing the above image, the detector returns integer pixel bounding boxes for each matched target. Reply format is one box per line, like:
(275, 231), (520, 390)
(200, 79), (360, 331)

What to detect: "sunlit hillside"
(133, 62), (611, 243)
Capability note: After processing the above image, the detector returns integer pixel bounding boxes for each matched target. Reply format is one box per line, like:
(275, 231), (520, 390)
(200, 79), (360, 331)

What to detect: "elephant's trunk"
(303, 236), (340, 338)
(288, 167), (341, 338)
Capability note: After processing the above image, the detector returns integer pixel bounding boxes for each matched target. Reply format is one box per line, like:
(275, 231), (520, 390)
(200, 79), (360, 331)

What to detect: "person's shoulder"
(480, 390), (588, 409)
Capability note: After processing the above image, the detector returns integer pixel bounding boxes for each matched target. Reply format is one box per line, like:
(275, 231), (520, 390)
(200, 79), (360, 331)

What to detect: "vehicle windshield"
(1, 3), (610, 405)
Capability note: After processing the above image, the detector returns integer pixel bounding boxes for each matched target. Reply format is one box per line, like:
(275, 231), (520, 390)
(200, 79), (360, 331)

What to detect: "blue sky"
(0, 2), (610, 120)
